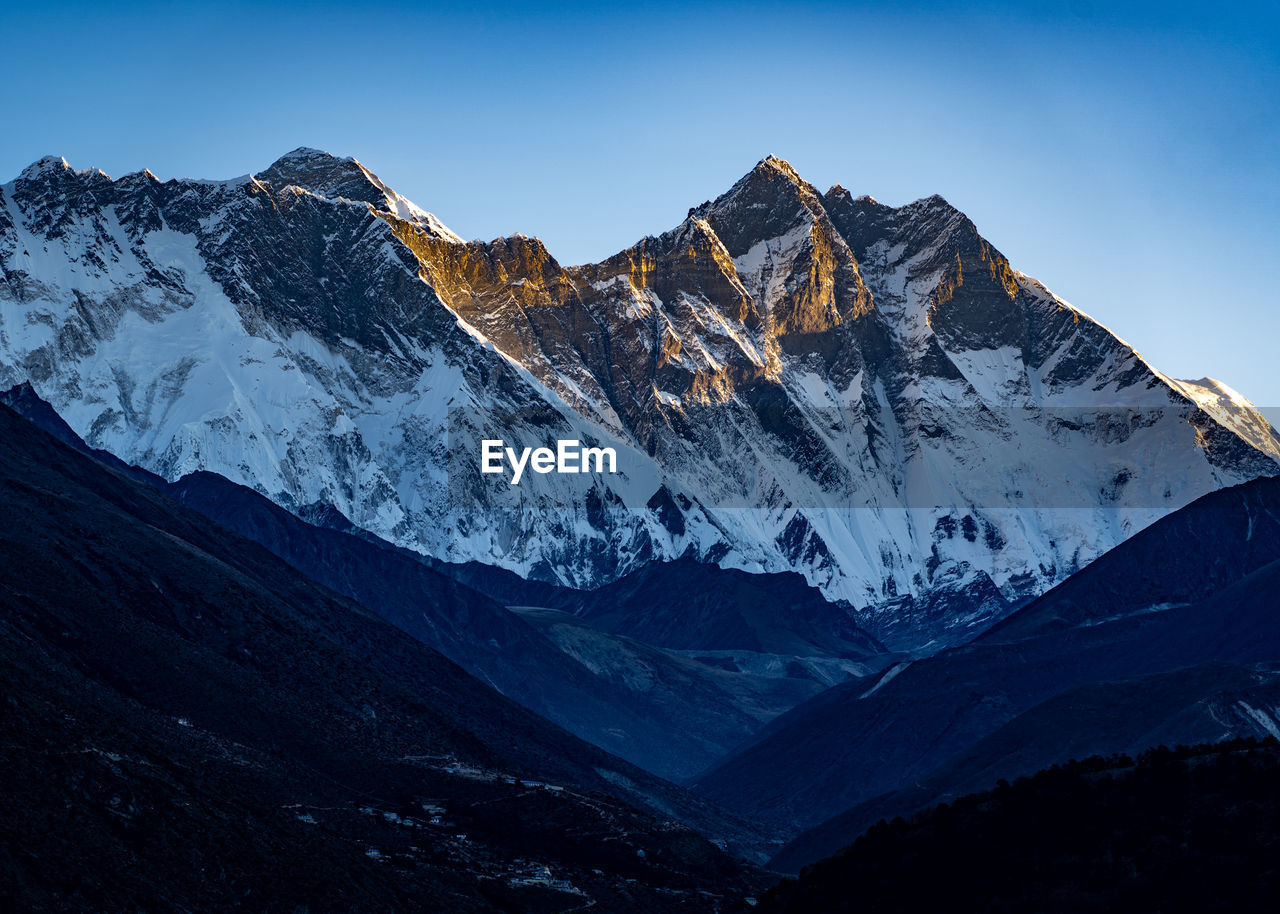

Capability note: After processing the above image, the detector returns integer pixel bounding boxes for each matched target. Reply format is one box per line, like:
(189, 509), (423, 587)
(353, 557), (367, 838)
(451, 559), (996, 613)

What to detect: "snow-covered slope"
(2, 149), (1276, 649)
(1165, 376), (1280, 464)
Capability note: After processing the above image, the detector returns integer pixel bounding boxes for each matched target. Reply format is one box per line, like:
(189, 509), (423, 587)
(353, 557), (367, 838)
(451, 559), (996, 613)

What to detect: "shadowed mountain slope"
(694, 475), (1280, 864)
(1, 381), (879, 782)
(0, 400), (769, 911)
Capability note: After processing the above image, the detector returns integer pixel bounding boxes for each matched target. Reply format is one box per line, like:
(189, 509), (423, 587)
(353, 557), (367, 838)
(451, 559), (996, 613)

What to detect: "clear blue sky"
(3, 1), (1277, 406)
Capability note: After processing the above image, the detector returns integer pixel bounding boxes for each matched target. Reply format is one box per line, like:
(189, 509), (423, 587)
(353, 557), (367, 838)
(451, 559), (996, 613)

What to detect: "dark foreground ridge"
(756, 739), (1280, 914)
(0, 399), (764, 912)
(695, 471), (1280, 867)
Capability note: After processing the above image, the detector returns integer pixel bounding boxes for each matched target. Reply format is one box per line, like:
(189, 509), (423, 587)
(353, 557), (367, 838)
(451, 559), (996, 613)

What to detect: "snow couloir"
(481, 439), (618, 485)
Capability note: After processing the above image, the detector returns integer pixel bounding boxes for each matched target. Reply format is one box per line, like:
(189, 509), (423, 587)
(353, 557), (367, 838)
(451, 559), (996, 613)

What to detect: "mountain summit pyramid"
(3, 149), (1277, 648)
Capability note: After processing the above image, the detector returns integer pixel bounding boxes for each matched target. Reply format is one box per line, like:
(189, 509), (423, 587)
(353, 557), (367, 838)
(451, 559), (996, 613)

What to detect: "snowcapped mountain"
(2, 148), (1277, 649)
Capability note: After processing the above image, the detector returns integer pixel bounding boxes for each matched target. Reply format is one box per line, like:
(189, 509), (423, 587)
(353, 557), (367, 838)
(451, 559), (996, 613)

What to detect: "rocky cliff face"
(2, 148), (1276, 649)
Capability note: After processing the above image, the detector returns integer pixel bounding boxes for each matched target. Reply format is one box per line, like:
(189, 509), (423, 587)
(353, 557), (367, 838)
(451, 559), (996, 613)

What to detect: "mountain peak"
(693, 155), (825, 257)
(729, 155), (812, 196)
(10, 156), (114, 192)
(259, 147), (367, 191)
(1166, 377), (1280, 460)
(16, 155), (72, 182)
(912, 192), (963, 216)
(267, 146), (350, 168)
(257, 147), (460, 241)
(755, 154), (803, 181)
(738, 155), (814, 197)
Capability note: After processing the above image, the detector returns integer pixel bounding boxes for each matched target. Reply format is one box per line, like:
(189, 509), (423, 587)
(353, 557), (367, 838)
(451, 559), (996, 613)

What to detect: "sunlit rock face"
(3, 148), (1277, 649)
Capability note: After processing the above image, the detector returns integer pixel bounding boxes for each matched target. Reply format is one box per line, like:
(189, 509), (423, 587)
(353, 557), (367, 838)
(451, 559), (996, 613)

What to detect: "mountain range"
(4, 149), (1280, 907)
(4, 149), (1277, 654)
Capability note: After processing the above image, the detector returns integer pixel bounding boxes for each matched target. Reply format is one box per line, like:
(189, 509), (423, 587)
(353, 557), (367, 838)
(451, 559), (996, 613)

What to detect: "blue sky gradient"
(3, 1), (1277, 403)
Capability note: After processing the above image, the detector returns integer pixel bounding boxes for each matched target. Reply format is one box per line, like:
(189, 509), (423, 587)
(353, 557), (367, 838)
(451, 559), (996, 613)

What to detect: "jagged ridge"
(2, 147), (1277, 649)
